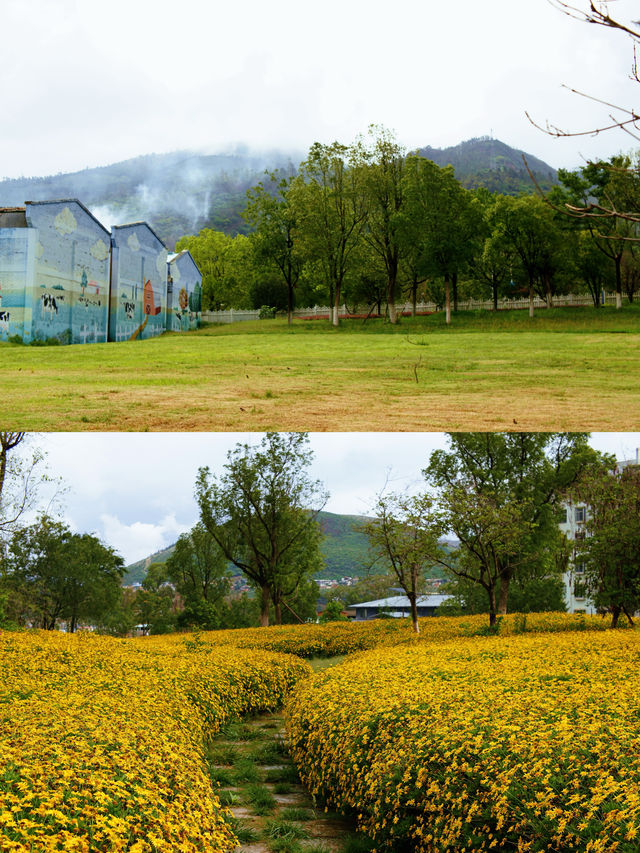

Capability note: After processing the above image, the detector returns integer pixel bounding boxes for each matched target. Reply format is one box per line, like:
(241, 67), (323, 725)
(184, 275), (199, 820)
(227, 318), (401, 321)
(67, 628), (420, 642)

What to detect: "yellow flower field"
(142, 611), (615, 659)
(0, 631), (311, 852)
(285, 630), (640, 852)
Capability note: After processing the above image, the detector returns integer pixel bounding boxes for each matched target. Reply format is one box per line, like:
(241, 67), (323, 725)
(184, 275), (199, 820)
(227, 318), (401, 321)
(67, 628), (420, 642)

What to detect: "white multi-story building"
(560, 452), (639, 614)
(559, 501), (593, 614)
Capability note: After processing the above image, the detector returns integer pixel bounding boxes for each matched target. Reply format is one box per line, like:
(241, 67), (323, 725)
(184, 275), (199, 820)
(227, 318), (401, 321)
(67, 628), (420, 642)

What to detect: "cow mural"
(0, 200), (110, 343)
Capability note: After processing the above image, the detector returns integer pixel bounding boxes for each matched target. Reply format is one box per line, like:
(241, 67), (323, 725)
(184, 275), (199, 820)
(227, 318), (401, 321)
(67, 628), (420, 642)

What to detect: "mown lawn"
(2, 305), (639, 431)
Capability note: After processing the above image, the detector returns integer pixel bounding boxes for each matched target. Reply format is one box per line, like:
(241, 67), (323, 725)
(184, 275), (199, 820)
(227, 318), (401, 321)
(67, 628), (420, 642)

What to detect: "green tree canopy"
(3, 516), (124, 631)
(195, 432), (328, 626)
(572, 458), (640, 627)
(166, 522), (231, 630)
(423, 433), (595, 626)
(362, 491), (447, 634)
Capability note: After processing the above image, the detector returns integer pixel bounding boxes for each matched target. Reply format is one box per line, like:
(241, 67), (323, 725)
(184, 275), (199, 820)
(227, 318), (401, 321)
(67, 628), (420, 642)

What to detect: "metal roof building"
(351, 593), (453, 621)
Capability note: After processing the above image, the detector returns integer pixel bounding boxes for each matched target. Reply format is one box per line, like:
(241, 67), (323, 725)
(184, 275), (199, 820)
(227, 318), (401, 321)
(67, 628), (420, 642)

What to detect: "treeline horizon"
(175, 127), (639, 322)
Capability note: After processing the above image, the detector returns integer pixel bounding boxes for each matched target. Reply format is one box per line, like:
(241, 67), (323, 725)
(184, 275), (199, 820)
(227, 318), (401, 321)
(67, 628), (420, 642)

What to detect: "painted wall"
(166, 251), (202, 332)
(0, 227), (36, 342)
(25, 201), (111, 344)
(109, 224), (168, 342)
(0, 199), (200, 345)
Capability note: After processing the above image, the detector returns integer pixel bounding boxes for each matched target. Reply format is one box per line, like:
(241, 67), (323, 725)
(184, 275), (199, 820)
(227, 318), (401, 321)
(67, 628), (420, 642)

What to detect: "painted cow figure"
(41, 293), (59, 319)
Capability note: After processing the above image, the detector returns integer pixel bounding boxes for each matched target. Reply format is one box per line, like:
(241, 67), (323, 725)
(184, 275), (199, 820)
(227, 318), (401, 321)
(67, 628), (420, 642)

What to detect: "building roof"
(111, 220), (167, 250)
(25, 198), (111, 236)
(352, 594), (453, 609)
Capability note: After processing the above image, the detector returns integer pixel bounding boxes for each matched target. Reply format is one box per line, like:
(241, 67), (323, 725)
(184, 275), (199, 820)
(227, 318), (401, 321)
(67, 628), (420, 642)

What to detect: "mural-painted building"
(0, 200), (201, 345)
(109, 223), (168, 342)
(166, 250), (202, 332)
(0, 200), (111, 344)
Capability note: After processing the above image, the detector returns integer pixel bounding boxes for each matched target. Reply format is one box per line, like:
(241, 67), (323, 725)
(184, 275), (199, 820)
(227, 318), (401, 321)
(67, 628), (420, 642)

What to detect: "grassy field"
(2, 305), (639, 431)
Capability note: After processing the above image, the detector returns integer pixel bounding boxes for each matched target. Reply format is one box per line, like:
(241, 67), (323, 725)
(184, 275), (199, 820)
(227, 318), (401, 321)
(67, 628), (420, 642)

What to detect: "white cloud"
(98, 513), (189, 565)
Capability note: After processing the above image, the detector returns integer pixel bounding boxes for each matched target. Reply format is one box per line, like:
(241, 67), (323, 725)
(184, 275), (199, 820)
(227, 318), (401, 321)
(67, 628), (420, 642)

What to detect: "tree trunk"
(387, 268), (398, 325)
(487, 585), (497, 627)
(498, 576), (510, 616)
(611, 604), (620, 629)
(409, 594), (420, 635)
(528, 280), (535, 318)
(411, 281), (418, 316)
(613, 255), (622, 309)
(287, 283), (293, 326)
(452, 272), (458, 313)
(445, 275), (451, 325)
(492, 277), (498, 311)
(274, 600), (282, 625)
(332, 285), (340, 327)
(260, 585), (271, 627)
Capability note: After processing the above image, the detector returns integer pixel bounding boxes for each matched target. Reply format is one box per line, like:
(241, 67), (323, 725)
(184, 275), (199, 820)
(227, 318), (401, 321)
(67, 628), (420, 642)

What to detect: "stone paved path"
(207, 711), (370, 853)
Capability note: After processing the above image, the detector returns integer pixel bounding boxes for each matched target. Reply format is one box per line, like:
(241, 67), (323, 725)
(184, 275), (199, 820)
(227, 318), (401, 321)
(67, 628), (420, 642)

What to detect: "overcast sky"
(9, 432), (637, 565)
(1, 0), (639, 179)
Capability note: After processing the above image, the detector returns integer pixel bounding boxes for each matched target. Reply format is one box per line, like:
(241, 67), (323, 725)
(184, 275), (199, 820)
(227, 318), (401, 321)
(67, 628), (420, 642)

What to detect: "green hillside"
(123, 510), (373, 586)
(417, 137), (558, 194)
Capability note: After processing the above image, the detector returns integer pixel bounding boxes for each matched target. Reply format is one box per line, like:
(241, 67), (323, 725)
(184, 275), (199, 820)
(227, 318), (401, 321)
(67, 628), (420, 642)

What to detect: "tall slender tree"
(290, 142), (368, 326)
(195, 433), (328, 626)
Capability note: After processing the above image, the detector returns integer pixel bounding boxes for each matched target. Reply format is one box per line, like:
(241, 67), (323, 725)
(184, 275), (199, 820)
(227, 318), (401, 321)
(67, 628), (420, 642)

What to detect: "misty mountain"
(0, 139), (558, 249)
(415, 137), (558, 193)
(0, 149), (300, 249)
(123, 510), (375, 586)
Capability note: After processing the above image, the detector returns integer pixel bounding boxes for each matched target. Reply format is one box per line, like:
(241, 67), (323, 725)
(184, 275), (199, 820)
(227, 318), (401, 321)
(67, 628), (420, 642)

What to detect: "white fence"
(201, 292), (615, 325)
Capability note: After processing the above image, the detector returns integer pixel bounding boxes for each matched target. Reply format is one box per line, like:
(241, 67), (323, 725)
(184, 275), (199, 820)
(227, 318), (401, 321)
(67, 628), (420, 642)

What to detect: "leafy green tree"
(359, 125), (408, 324)
(134, 562), (177, 634)
(572, 459), (640, 627)
(557, 156), (639, 308)
(440, 572), (567, 616)
(196, 433), (328, 626)
(401, 157), (480, 324)
(175, 229), (253, 310)
(272, 575), (320, 624)
(95, 586), (138, 637)
(3, 516), (124, 631)
(166, 522), (231, 630)
(290, 142), (369, 326)
(572, 228), (616, 306)
(223, 592), (260, 628)
(362, 491), (447, 634)
(244, 173), (305, 324)
(423, 433), (595, 626)
(319, 598), (347, 623)
(486, 195), (562, 317)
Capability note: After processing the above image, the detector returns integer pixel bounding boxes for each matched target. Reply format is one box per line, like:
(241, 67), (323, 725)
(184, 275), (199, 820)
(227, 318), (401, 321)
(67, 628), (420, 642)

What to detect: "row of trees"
(176, 127), (640, 321)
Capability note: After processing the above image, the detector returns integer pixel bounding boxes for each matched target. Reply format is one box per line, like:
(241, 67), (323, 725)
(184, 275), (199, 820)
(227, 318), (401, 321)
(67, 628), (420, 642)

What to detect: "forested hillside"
(0, 138), (557, 248)
(417, 137), (558, 193)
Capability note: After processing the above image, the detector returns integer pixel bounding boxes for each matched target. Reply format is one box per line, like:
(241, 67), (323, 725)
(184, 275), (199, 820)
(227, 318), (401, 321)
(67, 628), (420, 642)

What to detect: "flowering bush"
(285, 630), (640, 852)
(0, 632), (310, 852)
